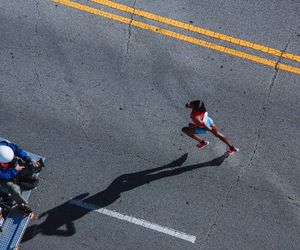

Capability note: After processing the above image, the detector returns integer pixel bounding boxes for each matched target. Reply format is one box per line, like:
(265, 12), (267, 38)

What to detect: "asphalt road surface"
(0, 0), (299, 249)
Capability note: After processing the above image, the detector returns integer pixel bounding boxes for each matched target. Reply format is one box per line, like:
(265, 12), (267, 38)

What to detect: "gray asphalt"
(0, 0), (299, 249)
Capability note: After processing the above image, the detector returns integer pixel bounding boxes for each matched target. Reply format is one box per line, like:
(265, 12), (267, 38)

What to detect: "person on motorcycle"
(0, 140), (40, 215)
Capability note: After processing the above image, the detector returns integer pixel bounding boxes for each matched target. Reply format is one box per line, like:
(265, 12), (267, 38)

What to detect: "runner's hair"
(190, 100), (206, 112)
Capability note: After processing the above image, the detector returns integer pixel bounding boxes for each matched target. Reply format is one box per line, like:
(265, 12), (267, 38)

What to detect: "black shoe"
(18, 203), (33, 215)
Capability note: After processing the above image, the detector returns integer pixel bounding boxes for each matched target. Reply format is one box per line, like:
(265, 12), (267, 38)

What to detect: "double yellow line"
(53, 0), (300, 75)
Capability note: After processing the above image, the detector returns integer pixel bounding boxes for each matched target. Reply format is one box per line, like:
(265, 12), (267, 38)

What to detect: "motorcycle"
(0, 158), (45, 232)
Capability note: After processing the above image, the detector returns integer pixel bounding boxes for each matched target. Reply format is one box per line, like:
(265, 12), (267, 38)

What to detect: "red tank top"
(191, 111), (208, 128)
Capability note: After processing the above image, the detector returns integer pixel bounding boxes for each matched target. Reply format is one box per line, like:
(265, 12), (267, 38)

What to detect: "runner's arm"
(194, 116), (212, 132)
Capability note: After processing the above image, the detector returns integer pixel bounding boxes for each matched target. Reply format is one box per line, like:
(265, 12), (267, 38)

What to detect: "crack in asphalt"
(200, 184), (234, 247)
(35, 0), (40, 34)
(288, 197), (300, 209)
(126, 0), (137, 54)
(32, 0), (41, 86)
(249, 185), (275, 194)
(121, 0), (137, 72)
(240, 33), (293, 178)
(200, 34), (294, 248)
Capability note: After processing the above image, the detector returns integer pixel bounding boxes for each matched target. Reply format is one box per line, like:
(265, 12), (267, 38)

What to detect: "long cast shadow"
(23, 152), (228, 241)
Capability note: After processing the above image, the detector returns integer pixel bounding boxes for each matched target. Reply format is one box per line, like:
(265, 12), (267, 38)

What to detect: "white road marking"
(70, 199), (196, 243)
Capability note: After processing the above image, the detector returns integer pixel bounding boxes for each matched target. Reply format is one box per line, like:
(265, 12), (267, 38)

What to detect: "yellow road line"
(53, 0), (300, 75)
(91, 0), (300, 63)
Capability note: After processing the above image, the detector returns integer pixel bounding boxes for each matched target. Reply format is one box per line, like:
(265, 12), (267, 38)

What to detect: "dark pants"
(0, 169), (33, 205)
(0, 180), (28, 205)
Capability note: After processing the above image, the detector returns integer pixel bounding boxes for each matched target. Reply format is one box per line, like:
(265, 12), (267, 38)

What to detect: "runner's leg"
(210, 124), (237, 150)
(182, 126), (207, 144)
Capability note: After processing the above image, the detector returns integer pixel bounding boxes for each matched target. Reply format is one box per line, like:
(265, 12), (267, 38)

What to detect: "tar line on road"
(70, 199), (197, 243)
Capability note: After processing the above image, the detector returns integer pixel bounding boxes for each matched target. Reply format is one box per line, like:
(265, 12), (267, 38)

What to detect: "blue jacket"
(0, 141), (29, 181)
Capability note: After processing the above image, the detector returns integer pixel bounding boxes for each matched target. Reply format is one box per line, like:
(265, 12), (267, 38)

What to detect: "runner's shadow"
(23, 152), (228, 241)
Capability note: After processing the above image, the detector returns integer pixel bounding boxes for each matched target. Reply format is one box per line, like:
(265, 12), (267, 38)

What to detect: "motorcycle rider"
(0, 140), (40, 215)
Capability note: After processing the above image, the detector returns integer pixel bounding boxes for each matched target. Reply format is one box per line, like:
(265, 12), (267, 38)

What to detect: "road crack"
(240, 33), (293, 178)
(121, 0), (137, 72)
(32, 0), (41, 86)
(200, 34), (294, 248)
(200, 184), (234, 247)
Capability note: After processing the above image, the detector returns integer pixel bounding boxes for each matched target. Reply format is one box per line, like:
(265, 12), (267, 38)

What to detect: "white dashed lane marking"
(70, 199), (196, 243)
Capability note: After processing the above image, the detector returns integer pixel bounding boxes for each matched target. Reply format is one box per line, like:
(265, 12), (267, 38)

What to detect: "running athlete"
(182, 100), (239, 155)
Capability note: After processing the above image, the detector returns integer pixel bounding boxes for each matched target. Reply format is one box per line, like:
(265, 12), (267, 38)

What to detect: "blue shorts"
(195, 117), (214, 134)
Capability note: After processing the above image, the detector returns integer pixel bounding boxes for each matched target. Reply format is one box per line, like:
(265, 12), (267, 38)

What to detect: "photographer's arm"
(11, 143), (41, 167)
(0, 165), (24, 181)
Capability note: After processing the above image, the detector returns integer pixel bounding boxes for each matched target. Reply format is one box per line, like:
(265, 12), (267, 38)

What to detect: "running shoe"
(197, 141), (209, 149)
(227, 147), (239, 155)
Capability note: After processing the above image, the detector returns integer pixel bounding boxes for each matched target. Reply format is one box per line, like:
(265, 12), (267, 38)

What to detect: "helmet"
(0, 145), (14, 163)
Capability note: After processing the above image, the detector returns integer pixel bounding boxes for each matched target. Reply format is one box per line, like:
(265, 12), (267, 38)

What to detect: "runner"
(182, 100), (239, 155)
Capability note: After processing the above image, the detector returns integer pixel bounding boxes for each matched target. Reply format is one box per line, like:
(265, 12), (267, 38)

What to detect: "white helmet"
(0, 145), (14, 163)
